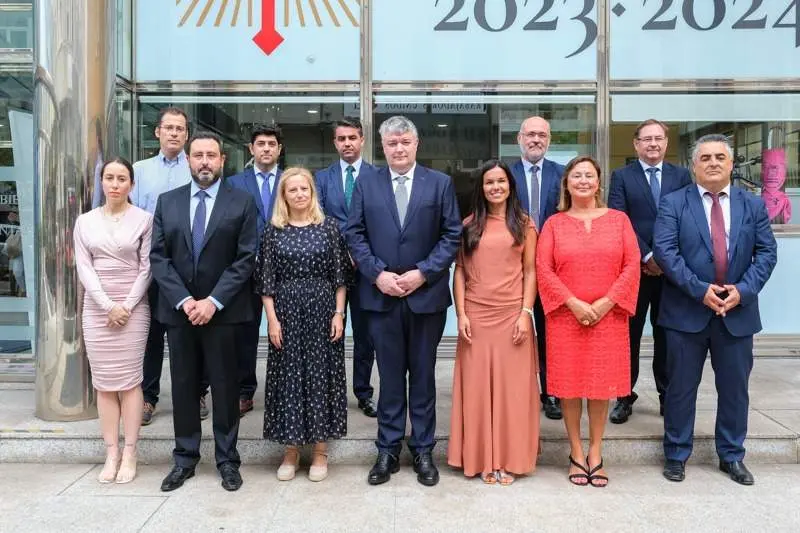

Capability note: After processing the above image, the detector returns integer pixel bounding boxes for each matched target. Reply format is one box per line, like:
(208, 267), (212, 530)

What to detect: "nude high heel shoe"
(98, 445), (120, 484)
(115, 445), (137, 484)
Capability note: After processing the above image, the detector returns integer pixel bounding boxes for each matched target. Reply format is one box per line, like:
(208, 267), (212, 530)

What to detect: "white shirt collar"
(521, 157), (543, 174)
(639, 159), (663, 173)
(340, 158), (362, 176)
(390, 163), (416, 182)
(190, 178), (221, 199)
(697, 182), (731, 198)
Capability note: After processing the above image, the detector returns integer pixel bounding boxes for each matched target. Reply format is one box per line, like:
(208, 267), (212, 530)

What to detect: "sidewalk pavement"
(0, 462), (798, 532)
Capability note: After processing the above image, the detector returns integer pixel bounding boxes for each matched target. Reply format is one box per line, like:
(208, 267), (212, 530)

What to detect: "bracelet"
(521, 307), (534, 319)
(333, 310), (346, 317)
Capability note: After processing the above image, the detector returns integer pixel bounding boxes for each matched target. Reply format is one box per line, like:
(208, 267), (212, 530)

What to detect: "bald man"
(510, 116), (566, 420)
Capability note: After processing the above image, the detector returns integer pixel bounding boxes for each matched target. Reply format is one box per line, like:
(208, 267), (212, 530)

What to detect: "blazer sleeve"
(149, 195), (192, 308)
(209, 195), (259, 306)
(345, 179), (388, 282)
(535, 218), (575, 314)
(605, 214), (641, 316)
(734, 197), (778, 307)
(315, 170), (327, 212)
(653, 195), (708, 302)
(415, 177), (462, 283)
(73, 216), (115, 312)
(123, 214), (153, 310)
(607, 169), (626, 211)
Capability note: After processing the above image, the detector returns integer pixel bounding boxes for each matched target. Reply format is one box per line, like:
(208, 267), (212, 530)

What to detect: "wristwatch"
(333, 310), (346, 317)
(522, 307), (534, 319)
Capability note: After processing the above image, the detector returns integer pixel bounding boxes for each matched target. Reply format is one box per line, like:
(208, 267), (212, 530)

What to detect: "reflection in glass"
(0, 1), (32, 49)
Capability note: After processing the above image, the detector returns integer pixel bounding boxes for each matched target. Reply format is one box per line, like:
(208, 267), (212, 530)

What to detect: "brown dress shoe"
(239, 399), (254, 417)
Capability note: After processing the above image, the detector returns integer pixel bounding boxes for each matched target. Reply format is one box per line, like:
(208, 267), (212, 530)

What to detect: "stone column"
(34, 0), (117, 420)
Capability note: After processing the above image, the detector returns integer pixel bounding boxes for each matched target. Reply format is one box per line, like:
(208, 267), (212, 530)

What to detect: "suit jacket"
(608, 161), (692, 260)
(653, 185), (777, 337)
(226, 167), (283, 242)
(510, 158), (565, 229)
(344, 164), (462, 314)
(150, 181), (259, 326)
(316, 161), (378, 234)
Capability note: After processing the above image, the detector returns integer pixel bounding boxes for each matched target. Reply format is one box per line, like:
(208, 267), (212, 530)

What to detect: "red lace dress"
(535, 209), (640, 399)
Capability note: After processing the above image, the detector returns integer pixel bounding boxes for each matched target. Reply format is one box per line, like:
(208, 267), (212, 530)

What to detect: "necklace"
(103, 205), (128, 223)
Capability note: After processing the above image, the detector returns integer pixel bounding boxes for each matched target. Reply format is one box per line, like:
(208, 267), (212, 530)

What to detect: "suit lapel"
(402, 166), (428, 232)
(512, 160), (530, 213)
(330, 163), (345, 209)
(267, 168), (282, 221)
(540, 160), (561, 226)
(179, 185), (193, 252)
(728, 187), (743, 260)
(687, 186), (714, 254)
(379, 168), (402, 231)
(200, 183), (229, 252)
(244, 168), (264, 219)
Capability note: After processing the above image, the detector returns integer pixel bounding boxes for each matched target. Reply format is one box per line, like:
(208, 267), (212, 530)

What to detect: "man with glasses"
(132, 107), (210, 425)
(510, 116), (565, 421)
(608, 119), (692, 424)
(227, 125), (284, 417)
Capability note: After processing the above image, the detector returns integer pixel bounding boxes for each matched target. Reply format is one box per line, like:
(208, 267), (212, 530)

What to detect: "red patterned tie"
(708, 192), (728, 285)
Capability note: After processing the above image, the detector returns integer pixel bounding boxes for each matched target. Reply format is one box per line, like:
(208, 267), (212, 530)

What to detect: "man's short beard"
(191, 170), (221, 188)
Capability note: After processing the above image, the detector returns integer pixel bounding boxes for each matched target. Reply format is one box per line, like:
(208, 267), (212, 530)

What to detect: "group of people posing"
(72, 109), (777, 493)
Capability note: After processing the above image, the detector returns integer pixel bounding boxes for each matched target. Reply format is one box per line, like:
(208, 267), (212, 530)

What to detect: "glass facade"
(2, 1), (800, 363)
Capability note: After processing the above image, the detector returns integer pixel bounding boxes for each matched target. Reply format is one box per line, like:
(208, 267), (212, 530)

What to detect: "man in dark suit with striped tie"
(315, 118), (378, 418)
(509, 116), (565, 420)
(608, 119), (692, 424)
(226, 125), (283, 416)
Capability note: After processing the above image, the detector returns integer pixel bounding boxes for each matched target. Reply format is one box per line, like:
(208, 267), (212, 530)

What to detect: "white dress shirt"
(390, 163), (416, 197)
(697, 183), (731, 249)
(521, 158), (544, 211)
(181, 178), (223, 310)
(639, 159), (663, 189)
(340, 158), (363, 189)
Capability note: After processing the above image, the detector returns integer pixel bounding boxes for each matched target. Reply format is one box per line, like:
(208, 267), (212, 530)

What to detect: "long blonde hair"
(557, 155), (606, 212)
(270, 167), (325, 229)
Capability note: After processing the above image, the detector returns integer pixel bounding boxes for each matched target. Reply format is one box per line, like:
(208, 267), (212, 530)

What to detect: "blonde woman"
(254, 167), (351, 482)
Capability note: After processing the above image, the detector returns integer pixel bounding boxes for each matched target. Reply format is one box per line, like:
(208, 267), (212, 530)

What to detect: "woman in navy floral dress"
(254, 167), (351, 483)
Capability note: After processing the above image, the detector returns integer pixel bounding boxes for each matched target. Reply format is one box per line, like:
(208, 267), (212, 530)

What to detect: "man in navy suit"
(510, 116), (565, 420)
(654, 134), (777, 486)
(226, 124), (283, 416)
(607, 119), (693, 424)
(346, 116), (461, 487)
(315, 118), (378, 418)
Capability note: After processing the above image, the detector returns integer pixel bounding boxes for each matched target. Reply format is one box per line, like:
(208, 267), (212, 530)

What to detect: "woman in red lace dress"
(536, 156), (640, 488)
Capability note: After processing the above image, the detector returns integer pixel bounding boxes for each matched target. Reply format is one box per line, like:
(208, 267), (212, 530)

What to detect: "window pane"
(0, 1), (33, 49)
(0, 70), (33, 355)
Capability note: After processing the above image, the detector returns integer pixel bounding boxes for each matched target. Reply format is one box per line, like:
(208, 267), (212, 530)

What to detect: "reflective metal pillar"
(34, 0), (117, 420)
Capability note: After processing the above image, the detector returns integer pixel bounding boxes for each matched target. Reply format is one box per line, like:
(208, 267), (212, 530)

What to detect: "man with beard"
(227, 125), (284, 416)
(151, 132), (258, 492)
(608, 119), (692, 424)
(510, 116), (565, 420)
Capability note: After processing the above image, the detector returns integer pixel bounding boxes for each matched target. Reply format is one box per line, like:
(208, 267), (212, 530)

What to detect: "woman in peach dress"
(448, 160), (539, 485)
(73, 157), (153, 484)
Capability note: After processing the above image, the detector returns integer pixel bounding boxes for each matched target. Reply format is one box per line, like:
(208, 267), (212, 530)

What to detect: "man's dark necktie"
(192, 190), (208, 267)
(707, 192), (728, 284)
(647, 167), (661, 205)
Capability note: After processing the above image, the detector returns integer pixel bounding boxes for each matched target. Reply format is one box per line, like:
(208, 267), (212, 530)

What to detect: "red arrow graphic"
(252, 0), (284, 55)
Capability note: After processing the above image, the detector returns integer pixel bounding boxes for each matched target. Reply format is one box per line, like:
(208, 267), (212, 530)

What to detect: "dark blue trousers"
(663, 317), (754, 463)
(348, 280), (375, 402)
(368, 301), (446, 456)
(237, 294), (262, 401)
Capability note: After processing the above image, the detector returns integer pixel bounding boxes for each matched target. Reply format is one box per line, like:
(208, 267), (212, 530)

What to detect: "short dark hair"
(634, 119), (669, 139)
(188, 131), (223, 153)
(333, 117), (363, 136)
(157, 106), (189, 128)
(250, 124), (283, 146)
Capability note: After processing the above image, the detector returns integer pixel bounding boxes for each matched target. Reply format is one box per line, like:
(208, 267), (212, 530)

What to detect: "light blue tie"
(260, 172), (273, 217)
(647, 167), (661, 205)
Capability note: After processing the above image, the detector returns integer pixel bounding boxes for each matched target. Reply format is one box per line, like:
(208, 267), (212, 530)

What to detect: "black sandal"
(568, 456), (590, 486)
(587, 456), (609, 488)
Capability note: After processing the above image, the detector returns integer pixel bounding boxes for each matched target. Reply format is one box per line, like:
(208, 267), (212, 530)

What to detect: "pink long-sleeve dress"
(73, 206), (153, 392)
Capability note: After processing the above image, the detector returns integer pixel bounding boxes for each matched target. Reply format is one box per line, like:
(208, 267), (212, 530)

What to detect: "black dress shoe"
(160, 465), (196, 492)
(543, 397), (562, 420)
(719, 460), (754, 486)
(219, 463), (243, 491)
(662, 459), (685, 482)
(368, 453), (399, 485)
(357, 398), (378, 418)
(610, 392), (638, 424)
(413, 452), (440, 487)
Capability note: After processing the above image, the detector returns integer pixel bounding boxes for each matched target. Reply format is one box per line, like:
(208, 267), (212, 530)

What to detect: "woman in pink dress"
(73, 157), (153, 484)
